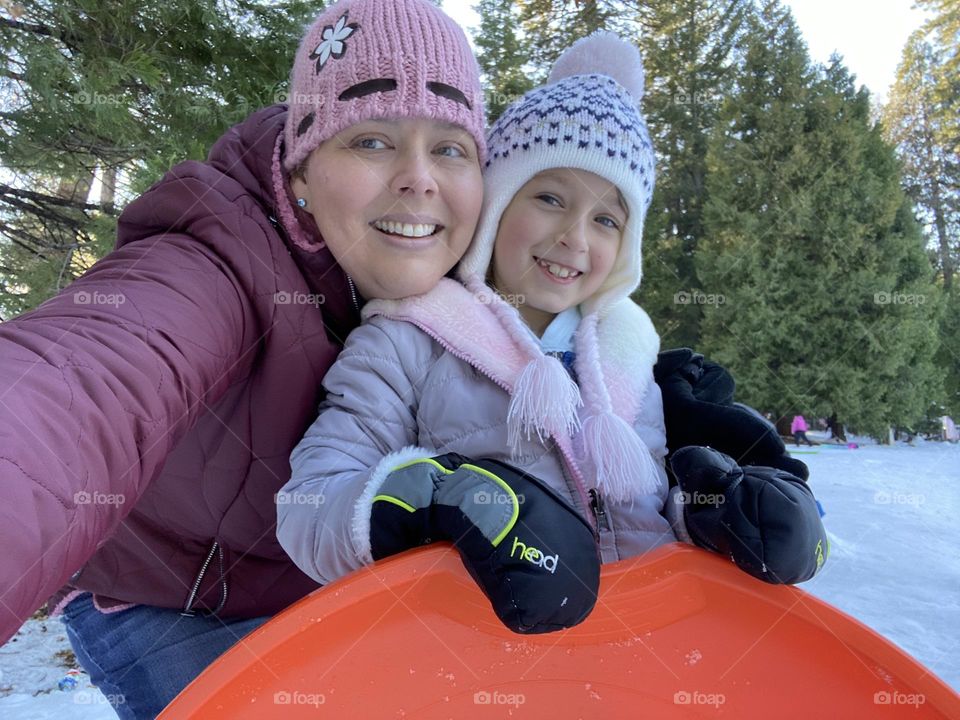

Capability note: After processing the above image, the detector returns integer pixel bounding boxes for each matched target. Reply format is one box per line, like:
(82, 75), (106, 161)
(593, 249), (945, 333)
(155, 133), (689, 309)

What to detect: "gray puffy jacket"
(278, 280), (679, 585)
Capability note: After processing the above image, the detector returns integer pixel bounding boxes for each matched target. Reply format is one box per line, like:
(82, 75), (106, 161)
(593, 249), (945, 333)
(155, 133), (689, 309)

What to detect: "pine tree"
(883, 31), (958, 293)
(915, 0), (959, 111)
(631, 0), (749, 347)
(697, 1), (942, 436)
(514, 0), (618, 72)
(938, 290), (960, 417)
(0, 0), (315, 316)
(473, 0), (534, 122)
(883, 2), (960, 419)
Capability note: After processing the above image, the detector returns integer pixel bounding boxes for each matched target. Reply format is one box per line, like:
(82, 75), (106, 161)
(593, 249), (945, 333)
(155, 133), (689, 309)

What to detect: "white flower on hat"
(310, 12), (359, 73)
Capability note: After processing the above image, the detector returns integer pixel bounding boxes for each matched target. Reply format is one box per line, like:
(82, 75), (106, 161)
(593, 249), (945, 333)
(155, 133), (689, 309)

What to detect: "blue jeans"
(61, 593), (270, 719)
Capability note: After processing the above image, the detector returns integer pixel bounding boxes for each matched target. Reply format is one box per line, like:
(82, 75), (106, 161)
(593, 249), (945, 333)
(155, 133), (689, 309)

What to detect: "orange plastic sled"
(160, 543), (960, 719)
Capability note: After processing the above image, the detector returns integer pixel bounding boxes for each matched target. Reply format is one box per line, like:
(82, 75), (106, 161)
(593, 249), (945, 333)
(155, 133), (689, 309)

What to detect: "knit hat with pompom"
(459, 32), (662, 503)
(459, 30), (655, 315)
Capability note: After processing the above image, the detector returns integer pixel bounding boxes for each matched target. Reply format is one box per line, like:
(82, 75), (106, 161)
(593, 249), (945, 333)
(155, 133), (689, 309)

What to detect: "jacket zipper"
(384, 316), (601, 537)
(213, 543), (228, 614)
(270, 212), (359, 328)
(552, 437), (599, 535)
(554, 448), (596, 536)
(346, 274), (360, 314)
(589, 488), (612, 532)
(181, 541), (228, 617)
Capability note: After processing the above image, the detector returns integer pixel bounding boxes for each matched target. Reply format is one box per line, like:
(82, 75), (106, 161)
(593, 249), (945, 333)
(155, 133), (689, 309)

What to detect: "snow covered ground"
(799, 434), (960, 692)
(1, 436), (958, 718)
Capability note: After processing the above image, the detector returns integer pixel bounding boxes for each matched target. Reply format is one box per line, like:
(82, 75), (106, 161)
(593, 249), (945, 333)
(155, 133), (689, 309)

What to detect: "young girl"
(278, 32), (827, 635)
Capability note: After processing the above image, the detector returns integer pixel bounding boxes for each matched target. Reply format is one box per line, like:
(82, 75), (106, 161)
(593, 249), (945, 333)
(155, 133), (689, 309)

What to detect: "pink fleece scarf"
(365, 279), (662, 501)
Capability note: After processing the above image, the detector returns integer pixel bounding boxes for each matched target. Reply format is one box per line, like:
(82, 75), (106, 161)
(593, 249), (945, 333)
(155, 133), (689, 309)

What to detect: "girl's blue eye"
(536, 193), (562, 207)
(596, 215), (621, 230)
(354, 137), (388, 150)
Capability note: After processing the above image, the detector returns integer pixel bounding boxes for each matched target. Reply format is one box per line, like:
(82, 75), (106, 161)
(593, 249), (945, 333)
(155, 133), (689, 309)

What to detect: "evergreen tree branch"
(0, 195), (90, 236)
(0, 182), (118, 215)
(0, 220), (51, 259)
(0, 17), (80, 52)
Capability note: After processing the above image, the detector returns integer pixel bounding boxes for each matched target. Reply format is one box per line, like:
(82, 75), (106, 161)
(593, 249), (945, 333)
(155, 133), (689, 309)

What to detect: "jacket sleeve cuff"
(664, 485), (695, 545)
(352, 445), (436, 564)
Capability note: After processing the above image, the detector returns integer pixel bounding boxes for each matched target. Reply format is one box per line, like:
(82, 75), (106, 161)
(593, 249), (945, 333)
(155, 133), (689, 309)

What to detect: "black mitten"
(670, 446), (828, 584)
(370, 454), (601, 633)
(655, 348), (809, 480)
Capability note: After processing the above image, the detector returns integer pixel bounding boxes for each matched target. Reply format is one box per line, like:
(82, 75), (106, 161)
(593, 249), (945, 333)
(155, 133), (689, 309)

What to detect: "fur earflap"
(548, 30), (645, 100)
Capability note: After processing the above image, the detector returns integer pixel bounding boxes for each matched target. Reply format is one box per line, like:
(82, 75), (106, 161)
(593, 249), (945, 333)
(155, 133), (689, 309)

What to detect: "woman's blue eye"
(354, 137), (388, 150)
(436, 144), (465, 158)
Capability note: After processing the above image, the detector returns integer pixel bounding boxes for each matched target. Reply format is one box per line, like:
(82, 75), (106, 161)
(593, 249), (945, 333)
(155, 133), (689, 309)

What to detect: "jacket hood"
(117, 104), (323, 251)
(207, 104), (289, 212)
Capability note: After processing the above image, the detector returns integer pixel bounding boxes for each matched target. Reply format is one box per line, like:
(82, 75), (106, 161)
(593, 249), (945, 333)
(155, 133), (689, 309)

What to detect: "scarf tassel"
(582, 410), (661, 502)
(507, 354), (582, 454)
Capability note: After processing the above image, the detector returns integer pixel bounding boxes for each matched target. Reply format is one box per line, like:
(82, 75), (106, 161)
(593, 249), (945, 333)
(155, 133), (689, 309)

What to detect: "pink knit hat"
(283, 0), (486, 172)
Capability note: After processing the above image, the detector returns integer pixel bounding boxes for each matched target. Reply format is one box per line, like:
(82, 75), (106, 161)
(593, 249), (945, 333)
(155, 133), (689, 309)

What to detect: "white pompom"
(548, 30), (646, 100)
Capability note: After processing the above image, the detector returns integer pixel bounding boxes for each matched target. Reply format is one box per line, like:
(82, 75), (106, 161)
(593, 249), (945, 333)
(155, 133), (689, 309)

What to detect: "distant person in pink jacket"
(792, 414), (814, 446)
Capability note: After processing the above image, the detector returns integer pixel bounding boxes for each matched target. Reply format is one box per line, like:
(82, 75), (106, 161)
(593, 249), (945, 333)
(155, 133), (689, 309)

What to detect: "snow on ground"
(798, 434), (960, 692)
(1, 437), (957, 718)
(0, 616), (116, 719)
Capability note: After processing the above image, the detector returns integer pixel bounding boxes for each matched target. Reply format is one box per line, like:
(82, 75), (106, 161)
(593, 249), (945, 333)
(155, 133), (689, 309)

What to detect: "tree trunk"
(52, 170), (95, 289)
(931, 182), (953, 292)
(775, 415), (792, 437)
(100, 166), (117, 213)
(55, 171), (94, 204)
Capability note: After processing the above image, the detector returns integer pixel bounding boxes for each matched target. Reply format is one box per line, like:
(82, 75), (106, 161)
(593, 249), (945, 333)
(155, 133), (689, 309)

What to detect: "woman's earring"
(296, 198), (307, 208)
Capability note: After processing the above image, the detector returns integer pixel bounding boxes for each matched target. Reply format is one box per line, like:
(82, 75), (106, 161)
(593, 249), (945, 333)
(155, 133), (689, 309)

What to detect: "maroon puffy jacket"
(0, 105), (359, 643)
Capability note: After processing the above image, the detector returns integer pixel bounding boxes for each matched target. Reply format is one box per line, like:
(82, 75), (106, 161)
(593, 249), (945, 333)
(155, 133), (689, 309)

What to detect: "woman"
(1, 1), (485, 716)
